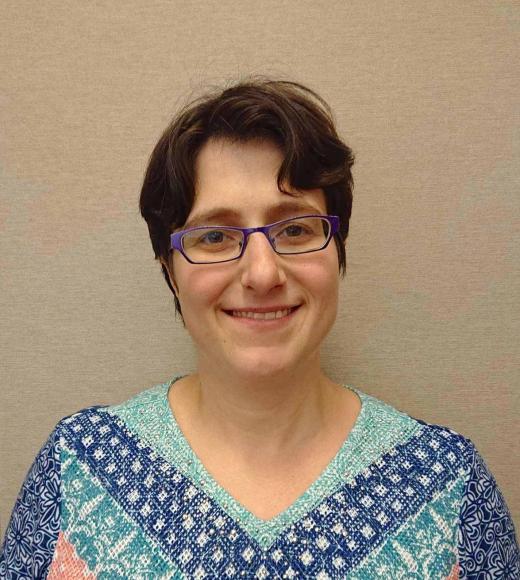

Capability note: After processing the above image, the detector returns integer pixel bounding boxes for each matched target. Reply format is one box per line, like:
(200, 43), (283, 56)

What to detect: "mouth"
(224, 305), (301, 321)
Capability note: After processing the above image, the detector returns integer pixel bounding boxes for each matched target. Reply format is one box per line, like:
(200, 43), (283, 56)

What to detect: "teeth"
(232, 308), (293, 319)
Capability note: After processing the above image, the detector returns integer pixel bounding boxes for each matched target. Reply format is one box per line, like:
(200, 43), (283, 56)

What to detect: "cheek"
(315, 271), (339, 310)
(312, 255), (340, 330)
(175, 265), (230, 312)
(302, 247), (340, 298)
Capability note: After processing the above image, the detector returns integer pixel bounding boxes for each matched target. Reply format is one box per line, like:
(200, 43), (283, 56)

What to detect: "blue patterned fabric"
(458, 447), (520, 577)
(59, 408), (461, 576)
(1, 430), (61, 579)
(1, 380), (518, 579)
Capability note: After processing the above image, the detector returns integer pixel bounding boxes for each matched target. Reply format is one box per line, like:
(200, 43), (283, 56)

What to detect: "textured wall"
(1, 0), (518, 538)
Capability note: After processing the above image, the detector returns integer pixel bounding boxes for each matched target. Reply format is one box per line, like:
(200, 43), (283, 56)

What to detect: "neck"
(185, 354), (339, 457)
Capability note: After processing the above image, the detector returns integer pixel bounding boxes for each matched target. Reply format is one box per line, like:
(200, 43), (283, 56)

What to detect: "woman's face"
(169, 138), (340, 378)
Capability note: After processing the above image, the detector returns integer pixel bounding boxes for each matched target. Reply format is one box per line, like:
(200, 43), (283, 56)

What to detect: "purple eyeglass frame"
(170, 214), (340, 264)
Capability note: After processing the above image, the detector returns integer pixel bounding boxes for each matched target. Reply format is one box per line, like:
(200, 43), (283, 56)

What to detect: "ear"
(160, 256), (179, 295)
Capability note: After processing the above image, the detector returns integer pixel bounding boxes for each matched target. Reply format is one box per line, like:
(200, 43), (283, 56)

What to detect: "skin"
(161, 138), (361, 493)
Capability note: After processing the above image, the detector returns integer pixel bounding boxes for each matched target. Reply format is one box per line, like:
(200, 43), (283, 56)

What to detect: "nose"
(239, 232), (287, 293)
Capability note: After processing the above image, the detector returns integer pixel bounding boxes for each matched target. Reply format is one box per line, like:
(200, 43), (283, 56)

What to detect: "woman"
(1, 79), (518, 579)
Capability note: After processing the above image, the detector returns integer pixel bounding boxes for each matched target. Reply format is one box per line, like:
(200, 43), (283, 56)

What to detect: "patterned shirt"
(1, 378), (519, 579)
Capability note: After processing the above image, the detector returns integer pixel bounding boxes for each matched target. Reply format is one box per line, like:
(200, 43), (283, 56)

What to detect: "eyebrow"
(184, 200), (324, 229)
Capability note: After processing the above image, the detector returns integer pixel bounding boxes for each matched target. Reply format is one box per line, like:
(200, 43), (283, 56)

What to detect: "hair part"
(139, 77), (355, 319)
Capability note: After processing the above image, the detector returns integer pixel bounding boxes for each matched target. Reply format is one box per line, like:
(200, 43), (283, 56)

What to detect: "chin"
(224, 346), (315, 380)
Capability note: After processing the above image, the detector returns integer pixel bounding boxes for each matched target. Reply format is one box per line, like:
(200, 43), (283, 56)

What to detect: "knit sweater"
(1, 378), (519, 579)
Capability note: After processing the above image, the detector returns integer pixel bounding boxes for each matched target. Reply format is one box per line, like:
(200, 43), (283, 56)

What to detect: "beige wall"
(1, 0), (519, 538)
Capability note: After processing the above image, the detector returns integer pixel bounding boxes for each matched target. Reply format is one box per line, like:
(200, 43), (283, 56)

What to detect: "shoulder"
(52, 378), (175, 451)
(352, 387), (520, 577)
(351, 386), (478, 476)
(0, 379), (176, 577)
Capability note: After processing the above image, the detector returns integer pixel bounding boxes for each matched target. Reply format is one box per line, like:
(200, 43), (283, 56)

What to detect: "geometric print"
(55, 404), (474, 578)
(1, 378), (519, 579)
(349, 477), (464, 578)
(58, 445), (180, 578)
(106, 380), (423, 549)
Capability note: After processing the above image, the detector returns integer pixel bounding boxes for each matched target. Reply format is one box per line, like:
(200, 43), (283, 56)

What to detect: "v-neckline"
(106, 377), (421, 548)
(162, 375), (370, 545)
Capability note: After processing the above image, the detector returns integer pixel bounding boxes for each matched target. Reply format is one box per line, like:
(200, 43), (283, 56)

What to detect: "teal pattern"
(351, 477), (464, 578)
(60, 444), (179, 578)
(107, 378), (422, 550)
(1, 377), (519, 578)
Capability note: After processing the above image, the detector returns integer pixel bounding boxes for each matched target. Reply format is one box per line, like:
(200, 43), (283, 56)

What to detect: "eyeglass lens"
(181, 216), (331, 263)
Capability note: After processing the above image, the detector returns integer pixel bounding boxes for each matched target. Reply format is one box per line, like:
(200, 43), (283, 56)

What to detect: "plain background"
(1, 1), (518, 539)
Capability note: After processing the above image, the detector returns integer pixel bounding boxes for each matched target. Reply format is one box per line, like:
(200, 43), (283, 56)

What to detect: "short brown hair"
(139, 78), (355, 317)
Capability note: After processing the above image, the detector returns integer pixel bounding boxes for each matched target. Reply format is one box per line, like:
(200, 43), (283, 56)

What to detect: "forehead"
(187, 138), (327, 226)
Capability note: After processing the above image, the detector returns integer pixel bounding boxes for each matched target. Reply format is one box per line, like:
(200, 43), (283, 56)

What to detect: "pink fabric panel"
(47, 531), (96, 579)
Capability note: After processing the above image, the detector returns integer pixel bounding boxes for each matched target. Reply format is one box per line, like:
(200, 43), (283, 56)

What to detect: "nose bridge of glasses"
(242, 224), (277, 254)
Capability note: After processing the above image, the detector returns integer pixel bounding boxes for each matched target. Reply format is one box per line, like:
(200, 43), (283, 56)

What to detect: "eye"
(201, 230), (226, 244)
(183, 228), (243, 252)
(268, 217), (329, 253)
(281, 224), (308, 237)
(276, 223), (314, 239)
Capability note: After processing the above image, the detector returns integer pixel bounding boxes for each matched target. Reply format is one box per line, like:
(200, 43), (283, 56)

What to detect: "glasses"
(170, 214), (340, 264)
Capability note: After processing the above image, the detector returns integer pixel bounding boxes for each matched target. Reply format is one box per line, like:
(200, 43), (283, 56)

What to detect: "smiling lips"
(226, 305), (300, 320)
